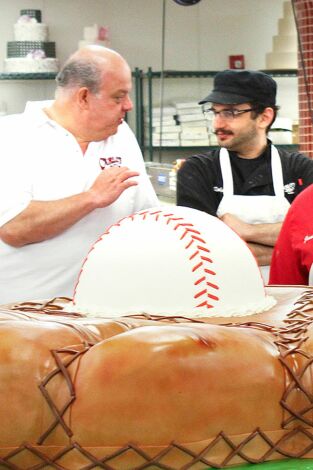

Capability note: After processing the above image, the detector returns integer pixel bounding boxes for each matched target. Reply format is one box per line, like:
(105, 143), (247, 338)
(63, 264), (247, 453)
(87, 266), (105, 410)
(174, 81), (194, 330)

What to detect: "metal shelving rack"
(132, 68), (144, 150)
(0, 72), (57, 80)
(0, 69), (298, 159)
(144, 67), (298, 161)
(0, 70), (145, 145)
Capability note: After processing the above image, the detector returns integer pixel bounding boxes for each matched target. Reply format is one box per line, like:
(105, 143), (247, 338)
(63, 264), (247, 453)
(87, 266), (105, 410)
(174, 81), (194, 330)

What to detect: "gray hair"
(55, 58), (102, 94)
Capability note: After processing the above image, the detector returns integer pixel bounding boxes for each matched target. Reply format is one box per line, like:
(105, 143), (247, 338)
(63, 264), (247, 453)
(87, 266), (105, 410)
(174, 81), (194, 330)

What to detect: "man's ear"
(77, 87), (90, 109)
(258, 107), (275, 130)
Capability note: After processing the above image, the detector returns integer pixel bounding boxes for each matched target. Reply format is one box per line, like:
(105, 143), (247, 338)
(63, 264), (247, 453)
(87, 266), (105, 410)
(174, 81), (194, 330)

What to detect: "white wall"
(0, 0), (296, 127)
(0, 0), (289, 70)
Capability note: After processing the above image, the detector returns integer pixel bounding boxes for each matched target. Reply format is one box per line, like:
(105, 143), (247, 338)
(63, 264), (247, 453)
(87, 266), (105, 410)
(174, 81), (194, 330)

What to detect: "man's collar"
(23, 100), (55, 127)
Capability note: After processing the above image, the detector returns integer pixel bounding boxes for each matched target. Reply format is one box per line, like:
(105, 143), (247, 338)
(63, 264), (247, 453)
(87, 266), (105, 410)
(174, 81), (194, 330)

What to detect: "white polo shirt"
(0, 101), (159, 304)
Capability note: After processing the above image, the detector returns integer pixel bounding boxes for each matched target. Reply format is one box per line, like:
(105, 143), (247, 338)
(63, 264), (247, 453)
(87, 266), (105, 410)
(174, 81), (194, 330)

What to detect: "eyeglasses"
(203, 107), (256, 121)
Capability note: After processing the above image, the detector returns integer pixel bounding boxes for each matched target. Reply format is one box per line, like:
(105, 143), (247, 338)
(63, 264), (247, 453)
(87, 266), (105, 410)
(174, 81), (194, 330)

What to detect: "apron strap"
(219, 145), (285, 198)
(219, 148), (234, 196)
(271, 145), (285, 198)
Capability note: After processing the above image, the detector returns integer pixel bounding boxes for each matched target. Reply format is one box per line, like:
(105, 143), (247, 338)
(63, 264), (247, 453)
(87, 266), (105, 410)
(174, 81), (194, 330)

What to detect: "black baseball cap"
(199, 69), (277, 106)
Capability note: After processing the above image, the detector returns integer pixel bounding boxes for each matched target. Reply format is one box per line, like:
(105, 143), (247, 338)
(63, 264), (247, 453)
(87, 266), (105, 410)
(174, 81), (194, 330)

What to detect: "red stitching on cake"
(191, 235), (206, 243)
(198, 245), (211, 253)
(196, 301), (214, 308)
(152, 209), (220, 308)
(167, 217), (185, 226)
(174, 222), (193, 229)
(194, 289), (207, 299)
(179, 229), (205, 242)
(180, 228), (193, 240)
(192, 261), (203, 272)
(185, 239), (194, 249)
(208, 293), (219, 301)
(195, 276), (206, 285)
(207, 281), (219, 290)
(189, 251), (199, 260)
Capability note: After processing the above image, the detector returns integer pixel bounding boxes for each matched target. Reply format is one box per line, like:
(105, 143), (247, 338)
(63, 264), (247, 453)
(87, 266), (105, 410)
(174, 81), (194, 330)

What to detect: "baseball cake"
(1, 206), (313, 469)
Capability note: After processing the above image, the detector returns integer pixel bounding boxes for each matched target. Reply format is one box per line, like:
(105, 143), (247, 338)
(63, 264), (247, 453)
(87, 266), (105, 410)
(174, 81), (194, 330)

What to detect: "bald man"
(0, 46), (158, 304)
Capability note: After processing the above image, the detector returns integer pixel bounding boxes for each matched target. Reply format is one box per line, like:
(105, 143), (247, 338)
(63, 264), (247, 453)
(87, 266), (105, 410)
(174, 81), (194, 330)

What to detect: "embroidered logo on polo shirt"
(304, 234), (313, 244)
(283, 182), (295, 195)
(99, 156), (122, 169)
(213, 186), (223, 193)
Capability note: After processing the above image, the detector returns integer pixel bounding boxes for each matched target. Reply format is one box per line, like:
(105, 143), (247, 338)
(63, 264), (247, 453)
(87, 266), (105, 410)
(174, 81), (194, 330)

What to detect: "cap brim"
(198, 91), (251, 105)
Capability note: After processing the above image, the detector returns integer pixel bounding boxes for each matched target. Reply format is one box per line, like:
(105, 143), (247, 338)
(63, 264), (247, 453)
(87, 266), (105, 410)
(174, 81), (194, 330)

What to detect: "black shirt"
(176, 142), (313, 216)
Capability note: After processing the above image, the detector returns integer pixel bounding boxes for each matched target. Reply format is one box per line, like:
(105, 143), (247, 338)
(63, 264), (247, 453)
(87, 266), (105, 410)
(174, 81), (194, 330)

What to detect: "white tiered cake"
(266, 1), (297, 69)
(4, 9), (59, 74)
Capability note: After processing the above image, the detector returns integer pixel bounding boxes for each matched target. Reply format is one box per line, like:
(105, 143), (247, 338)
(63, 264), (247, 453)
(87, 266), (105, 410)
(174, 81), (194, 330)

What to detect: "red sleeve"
(269, 186), (313, 285)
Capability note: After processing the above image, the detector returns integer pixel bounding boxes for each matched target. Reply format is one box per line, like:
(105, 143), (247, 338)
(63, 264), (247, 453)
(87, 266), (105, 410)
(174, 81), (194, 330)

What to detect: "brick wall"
(294, 0), (313, 157)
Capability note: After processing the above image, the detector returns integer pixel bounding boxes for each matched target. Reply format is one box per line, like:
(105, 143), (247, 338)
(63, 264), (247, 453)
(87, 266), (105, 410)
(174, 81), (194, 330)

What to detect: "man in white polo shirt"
(0, 46), (158, 304)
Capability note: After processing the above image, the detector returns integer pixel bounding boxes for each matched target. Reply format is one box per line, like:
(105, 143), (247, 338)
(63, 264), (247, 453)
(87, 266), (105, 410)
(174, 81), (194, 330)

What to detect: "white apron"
(216, 145), (290, 284)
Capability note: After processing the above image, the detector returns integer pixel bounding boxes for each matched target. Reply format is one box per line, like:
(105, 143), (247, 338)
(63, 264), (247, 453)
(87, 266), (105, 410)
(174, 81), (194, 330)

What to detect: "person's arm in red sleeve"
(269, 185), (313, 285)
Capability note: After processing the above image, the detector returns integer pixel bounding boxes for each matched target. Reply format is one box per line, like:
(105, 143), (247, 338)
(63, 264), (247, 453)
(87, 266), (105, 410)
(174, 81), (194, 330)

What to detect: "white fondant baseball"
(72, 206), (276, 317)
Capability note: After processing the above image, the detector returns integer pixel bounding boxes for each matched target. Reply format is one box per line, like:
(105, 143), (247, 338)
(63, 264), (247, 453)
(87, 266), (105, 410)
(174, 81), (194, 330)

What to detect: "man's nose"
(213, 113), (225, 124)
(123, 95), (133, 112)
(213, 113), (227, 129)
